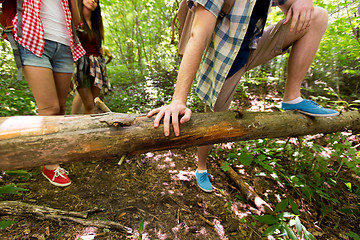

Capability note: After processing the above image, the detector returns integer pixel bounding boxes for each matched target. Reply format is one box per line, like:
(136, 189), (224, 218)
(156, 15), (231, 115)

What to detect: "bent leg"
(282, 7), (328, 101)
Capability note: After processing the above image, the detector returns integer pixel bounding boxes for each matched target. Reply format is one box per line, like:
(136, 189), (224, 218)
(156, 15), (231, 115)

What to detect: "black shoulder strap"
(218, 0), (235, 20)
(16, 0), (22, 37)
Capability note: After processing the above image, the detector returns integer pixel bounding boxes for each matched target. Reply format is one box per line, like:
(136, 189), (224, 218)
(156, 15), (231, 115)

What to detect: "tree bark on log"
(0, 110), (359, 170)
(0, 201), (130, 232)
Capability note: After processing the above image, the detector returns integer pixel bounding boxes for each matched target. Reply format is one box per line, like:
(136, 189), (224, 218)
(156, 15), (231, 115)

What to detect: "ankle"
(283, 97), (303, 103)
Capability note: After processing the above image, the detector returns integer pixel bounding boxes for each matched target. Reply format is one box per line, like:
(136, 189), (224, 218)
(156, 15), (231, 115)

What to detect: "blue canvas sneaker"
(281, 99), (339, 117)
(195, 169), (213, 192)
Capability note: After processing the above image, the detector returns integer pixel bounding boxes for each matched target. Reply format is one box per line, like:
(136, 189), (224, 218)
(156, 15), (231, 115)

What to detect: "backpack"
(0, 0), (23, 80)
(171, 0), (235, 57)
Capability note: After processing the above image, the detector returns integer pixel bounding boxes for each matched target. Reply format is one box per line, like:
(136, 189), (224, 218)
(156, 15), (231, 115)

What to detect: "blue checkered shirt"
(191, 0), (289, 110)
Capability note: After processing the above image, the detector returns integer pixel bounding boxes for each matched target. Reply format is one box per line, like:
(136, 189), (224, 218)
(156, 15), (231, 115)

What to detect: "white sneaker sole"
(297, 110), (340, 117)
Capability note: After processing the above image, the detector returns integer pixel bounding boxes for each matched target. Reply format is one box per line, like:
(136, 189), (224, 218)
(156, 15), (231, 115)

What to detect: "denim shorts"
(18, 39), (74, 73)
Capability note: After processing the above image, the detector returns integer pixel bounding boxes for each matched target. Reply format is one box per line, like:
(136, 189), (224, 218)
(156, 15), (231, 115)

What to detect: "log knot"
(97, 113), (138, 127)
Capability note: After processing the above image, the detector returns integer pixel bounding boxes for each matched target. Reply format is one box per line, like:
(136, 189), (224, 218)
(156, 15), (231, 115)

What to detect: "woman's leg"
(70, 92), (84, 114)
(23, 66), (72, 172)
(22, 66), (61, 116)
(77, 87), (95, 114)
(54, 72), (72, 115)
(91, 86), (101, 101)
(43, 72), (72, 170)
(77, 86), (101, 114)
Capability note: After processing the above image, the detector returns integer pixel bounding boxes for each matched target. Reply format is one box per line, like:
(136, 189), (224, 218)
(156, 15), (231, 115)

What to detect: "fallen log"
(0, 110), (359, 170)
(0, 201), (131, 232)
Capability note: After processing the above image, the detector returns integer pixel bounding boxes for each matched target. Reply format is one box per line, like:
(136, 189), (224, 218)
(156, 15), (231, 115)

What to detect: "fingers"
(172, 111), (180, 137)
(147, 105), (191, 136)
(147, 108), (159, 118)
(180, 108), (192, 124)
(284, 8), (292, 25)
(287, 5), (314, 33)
(295, 9), (312, 33)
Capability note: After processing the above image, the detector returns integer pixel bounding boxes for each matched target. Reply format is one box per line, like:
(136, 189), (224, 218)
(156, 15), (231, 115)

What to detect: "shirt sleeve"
(272, 0), (290, 6)
(188, 0), (224, 18)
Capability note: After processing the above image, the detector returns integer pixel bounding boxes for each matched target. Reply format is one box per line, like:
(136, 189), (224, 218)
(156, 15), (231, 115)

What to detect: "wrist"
(171, 98), (187, 106)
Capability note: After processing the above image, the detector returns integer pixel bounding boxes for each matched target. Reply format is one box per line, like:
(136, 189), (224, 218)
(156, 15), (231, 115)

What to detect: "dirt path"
(0, 146), (359, 239)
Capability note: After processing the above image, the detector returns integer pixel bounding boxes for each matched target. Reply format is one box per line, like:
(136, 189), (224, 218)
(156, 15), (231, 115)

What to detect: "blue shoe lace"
(196, 171), (213, 192)
(198, 172), (211, 183)
(304, 100), (321, 107)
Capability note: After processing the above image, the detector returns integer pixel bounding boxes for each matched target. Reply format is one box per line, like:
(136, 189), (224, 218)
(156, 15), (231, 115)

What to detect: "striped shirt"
(13, 0), (85, 61)
(191, 0), (289, 110)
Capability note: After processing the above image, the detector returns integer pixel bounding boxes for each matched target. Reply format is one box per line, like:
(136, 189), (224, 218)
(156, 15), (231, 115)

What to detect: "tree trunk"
(0, 110), (359, 170)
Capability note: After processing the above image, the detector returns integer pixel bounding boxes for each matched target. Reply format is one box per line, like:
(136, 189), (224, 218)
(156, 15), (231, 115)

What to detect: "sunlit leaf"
(294, 216), (303, 238)
(239, 153), (253, 166)
(254, 215), (279, 224)
(282, 223), (298, 240)
(288, 199), (300, 215)
(346, 231), (360, 240)
(262, 223), (281, 236)
(274, 199), (288, 212)
(0, 220), (16, 230)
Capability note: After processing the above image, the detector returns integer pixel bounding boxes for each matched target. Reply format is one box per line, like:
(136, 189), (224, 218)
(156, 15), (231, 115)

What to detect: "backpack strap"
(218, 0), (235, 20)
(16, 0), (22, 37)
(71, 21), (80, 44)
(4, 28), (22, 80)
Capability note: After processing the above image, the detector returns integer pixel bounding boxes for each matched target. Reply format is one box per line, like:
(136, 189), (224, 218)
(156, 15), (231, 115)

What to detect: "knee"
(313, 7), (328, 30)
(82, 101), (95, 113)
(59, 105), (66, 115)
(38, 105), (61, 116)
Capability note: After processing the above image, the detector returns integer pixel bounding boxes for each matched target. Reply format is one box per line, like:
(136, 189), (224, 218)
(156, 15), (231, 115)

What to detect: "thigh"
(244, 19), (290, 71)
(22, 66), (59, 115)
(211, 67), (247, 112)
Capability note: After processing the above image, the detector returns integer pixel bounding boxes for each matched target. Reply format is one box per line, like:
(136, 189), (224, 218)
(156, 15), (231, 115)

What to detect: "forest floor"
(0, 144), (359, 240)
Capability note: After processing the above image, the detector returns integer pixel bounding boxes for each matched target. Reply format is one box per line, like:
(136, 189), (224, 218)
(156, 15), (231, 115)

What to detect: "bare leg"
(77, 87), (95, 114)
(91, 86), (101, 101)
(197, 145), (212, 170)
(282, 7), (328, 101)
(77, 86), (101, 114)
(23, 66), (61, 116)
(23, 66), (72, 171)
(54, 72), (72, 115)
(71, 92), (84, 114)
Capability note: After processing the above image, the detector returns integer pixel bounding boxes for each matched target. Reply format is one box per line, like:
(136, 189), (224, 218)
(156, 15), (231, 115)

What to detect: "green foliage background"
(1, 0), (359, 115)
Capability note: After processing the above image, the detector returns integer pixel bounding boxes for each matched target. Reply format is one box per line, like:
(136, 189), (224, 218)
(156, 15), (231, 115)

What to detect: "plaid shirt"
(13, 0), (85, 61)
(191, 0), (289, 110)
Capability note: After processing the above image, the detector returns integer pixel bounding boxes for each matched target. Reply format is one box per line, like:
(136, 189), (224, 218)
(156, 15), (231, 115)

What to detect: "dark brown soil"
(0, 144), (359, 239)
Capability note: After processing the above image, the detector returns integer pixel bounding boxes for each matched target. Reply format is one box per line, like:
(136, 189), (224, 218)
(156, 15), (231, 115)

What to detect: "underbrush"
(211, 131), (360, 239)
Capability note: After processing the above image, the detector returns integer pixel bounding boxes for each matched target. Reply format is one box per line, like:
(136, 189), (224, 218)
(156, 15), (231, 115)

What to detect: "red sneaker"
(42, 167), (71, 187)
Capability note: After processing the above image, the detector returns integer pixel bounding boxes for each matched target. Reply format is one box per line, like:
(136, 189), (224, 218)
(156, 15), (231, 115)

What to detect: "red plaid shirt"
(13, 0), (85, 61)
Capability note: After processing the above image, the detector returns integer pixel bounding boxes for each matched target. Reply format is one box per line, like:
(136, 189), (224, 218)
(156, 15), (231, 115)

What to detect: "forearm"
(172, 38), (207, 104)
(69, 0), (81, 26)
(172, 5), (216, 104)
